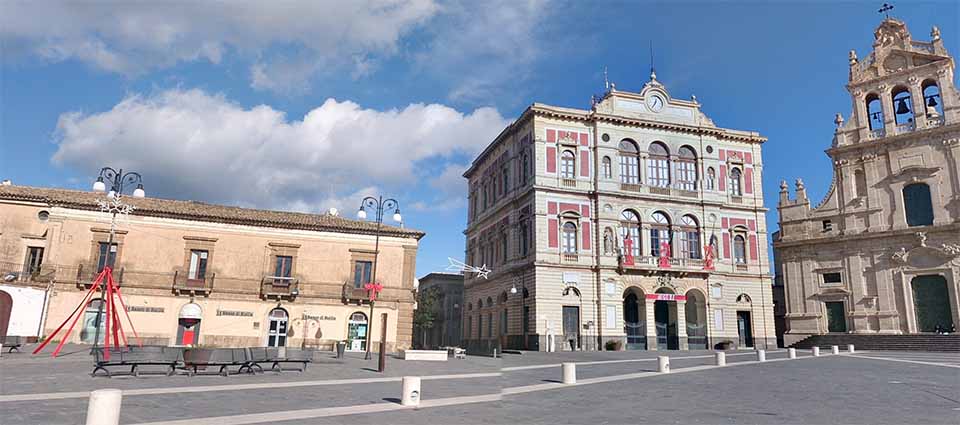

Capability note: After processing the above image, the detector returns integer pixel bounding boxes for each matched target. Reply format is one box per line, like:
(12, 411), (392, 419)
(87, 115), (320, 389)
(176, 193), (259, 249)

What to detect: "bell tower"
(834, 18), (956, 147)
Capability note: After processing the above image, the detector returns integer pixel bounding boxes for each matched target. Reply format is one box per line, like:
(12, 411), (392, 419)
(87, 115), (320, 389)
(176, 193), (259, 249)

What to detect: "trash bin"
(336, 341), (346, 358)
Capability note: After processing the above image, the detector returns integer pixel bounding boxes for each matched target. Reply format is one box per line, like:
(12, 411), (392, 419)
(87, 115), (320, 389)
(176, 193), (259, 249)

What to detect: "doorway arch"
(347, 312), (368, 351)
(177, 302), (203, 346)
(267, 308), (289, 347)
(654, 287), (678, 350)
(911, 275), (954, 332)
(622, 286), (646, 350)
(685, 289), (708, 349)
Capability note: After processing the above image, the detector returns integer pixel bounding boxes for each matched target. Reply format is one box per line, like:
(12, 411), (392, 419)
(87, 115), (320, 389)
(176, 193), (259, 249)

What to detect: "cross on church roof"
(878, 3), (894, 19)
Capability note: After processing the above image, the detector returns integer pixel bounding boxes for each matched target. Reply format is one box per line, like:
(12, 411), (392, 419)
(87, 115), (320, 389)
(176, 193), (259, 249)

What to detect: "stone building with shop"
(462, 72), (775, 353)
(412, 272), (463, 349)
(775, 18), (959, 346)
(0, 184), (423, 352)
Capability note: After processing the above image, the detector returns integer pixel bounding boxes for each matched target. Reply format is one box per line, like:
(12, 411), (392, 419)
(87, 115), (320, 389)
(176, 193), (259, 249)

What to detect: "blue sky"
(1, 1), (957, 277)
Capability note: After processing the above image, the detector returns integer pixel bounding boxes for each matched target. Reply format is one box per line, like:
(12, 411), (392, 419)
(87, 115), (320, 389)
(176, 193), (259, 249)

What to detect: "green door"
(911, 275), (954, 332)
(825, 302), (847, 333)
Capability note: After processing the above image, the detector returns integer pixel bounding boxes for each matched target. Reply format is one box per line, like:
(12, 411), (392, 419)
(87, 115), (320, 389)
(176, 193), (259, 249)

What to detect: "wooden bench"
(91, 346), (182, 377)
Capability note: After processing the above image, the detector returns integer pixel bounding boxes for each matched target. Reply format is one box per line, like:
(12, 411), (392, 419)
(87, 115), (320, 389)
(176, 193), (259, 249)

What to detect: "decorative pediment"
(890, 232), (960, 268)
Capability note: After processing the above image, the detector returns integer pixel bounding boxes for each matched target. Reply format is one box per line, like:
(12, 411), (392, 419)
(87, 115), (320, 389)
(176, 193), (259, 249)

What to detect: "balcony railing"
(620, 183), (641, 192)
(562, 253), (579, 262)
(619, 255), (709, 273)
(868, 128), (885, 139)
(561, 178), (577, 188)
(76, 263), (123, 288)
(0, 262), (56, 283)
(648, 186), (670, 196)
(342, 282), (370, 302)
(260, 276), (299, 299)
(895, 122), (915, 135)
(173, 270), (215, 296)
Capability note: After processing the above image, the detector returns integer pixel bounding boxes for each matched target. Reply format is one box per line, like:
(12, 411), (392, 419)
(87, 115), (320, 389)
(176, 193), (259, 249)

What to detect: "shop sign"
(645, 294), (687, 302)
(217, 309), (254, 317)
(302, 314), (337, 321)
(126, 306), (164, 313)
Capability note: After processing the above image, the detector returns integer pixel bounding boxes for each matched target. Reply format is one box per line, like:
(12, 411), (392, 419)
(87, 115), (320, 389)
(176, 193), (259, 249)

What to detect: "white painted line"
(851, 354), (960, 369)
(0, 372), (502, 403)
(502, 350), (785, 372)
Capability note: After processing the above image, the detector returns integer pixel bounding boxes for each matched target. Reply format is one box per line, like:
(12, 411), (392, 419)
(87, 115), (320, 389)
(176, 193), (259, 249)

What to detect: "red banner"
(658, 240), (671, 268)
(623, 237), (634, 266)
(703, 245), (715, 270)
(646, 293), (687, 301)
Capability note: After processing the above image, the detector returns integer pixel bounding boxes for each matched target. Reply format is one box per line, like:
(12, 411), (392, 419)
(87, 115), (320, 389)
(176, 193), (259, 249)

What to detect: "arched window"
(903, 183), (934, 226)
(602, 156), (613, 179)
(650, 211), (671, 257)
(729, 168), (743, 196)
(733, 235), (747, 264)
(519, 219), (530, 257)
(854, 169), (867, 198)
(922, 79), (944, 118)
(891, 86), (914, 126)
(647, 142), (670, 187)
(866, 93), (884, 132)
(619, 140), (640, 184)
(603, 227), (615, 255)
(521, 152), (530, 182)
(677, 146), (697, 191)
(679, 215), (701, 259)
(486, 296), (493, 307)
(562, 222), (578, 254)
(706, 167), (716, 191)
(477, 298), (483, 309)
(560, 150), (576, 179)
(620, 210), (641, 258)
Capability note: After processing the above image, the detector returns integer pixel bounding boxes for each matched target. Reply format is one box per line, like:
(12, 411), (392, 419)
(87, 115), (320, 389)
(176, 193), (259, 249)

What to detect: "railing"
(621, 256), (708, 272)
(735, 264), (749, 272)
(911, 41), (935, 53)
(172, 270), (215, 295)
(868, 128), (886, 139)
(0, 261), (56, 283)
(260, 276), (299, 299)
(76, 263), (123, 288)
(342, 282), (370, 302)
(620, 183), (641, 192)
(562, 253), (579, 262)
(895, 122), (915, 135)
(561, 178), (577, 188)
(648, 186), (670, 196)
(729, 196), (743, 204)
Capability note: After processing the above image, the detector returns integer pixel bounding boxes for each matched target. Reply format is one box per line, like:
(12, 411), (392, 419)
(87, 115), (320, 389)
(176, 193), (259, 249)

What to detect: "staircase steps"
(789, 334), (960, 352)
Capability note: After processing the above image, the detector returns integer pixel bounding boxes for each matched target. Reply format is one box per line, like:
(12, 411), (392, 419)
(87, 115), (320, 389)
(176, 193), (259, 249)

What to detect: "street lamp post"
(511, 274), (526, 350)
(356, 196), (401, 360)
(90, 168), (145, 353)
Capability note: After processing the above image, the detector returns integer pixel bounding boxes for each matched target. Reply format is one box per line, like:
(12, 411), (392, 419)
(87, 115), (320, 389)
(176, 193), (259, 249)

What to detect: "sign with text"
(645, 293), (687, 302)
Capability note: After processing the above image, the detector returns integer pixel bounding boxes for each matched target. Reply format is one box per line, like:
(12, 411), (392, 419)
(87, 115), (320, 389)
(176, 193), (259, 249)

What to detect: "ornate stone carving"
(891, 247), (908, 264)
(915, 232), (927, 247)
(942, 243), (960, 256)
(931, 26), (941, 41)
(848, 50), (858, 65)
(654, 274), (677, 291)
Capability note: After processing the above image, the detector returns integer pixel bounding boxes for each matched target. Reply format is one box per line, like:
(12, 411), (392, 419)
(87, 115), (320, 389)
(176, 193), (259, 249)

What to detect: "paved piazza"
(1, 345), (958, 424)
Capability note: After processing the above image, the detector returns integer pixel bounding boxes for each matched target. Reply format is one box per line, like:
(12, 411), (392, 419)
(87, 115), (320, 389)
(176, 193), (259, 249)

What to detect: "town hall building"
(462, 71), (775, 352)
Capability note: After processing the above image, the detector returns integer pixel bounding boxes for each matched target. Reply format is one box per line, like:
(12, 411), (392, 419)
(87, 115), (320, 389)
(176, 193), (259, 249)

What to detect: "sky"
(1, 0), (957, 277)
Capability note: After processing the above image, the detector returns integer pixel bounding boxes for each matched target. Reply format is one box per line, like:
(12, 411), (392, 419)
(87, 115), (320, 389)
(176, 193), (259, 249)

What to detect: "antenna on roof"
(603, 66), (609, 90)
(649, 41), (657, 81)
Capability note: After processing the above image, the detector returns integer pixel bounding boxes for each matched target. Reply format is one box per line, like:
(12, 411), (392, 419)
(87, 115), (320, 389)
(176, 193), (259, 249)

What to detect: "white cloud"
(1, 0), (437, 88)
(50, 88), (508, 213)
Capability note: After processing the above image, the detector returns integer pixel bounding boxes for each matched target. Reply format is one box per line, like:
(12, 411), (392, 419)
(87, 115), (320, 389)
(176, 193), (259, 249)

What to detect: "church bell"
(927, 96), (938, 108)
(895, 98), (911, 114)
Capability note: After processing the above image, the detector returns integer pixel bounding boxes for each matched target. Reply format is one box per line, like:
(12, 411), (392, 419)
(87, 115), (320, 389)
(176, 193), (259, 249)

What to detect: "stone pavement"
(1, 344), (958, 424)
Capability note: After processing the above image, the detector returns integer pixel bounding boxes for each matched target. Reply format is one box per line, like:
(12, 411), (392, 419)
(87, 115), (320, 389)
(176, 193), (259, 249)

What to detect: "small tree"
(413, 287), (442, 349)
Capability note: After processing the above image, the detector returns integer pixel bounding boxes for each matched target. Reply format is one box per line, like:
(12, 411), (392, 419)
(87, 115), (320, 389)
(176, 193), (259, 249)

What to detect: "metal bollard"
(812, 346), (820, 357)
(657, 356), (670, 373)
(847, 344), (855, 354)
(831, 345), (839, 355)
(492, 348), (497, 358)
(788, 348), (797, 359)
(401, 376), (421, 407)
(715, 351), (726, 366)
(562, 362), (576, 384)
(757, 349), (766, 362)
(86, 389), (122, 425)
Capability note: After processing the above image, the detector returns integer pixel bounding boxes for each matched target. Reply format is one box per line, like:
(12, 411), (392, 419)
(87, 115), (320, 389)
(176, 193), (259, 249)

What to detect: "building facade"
(775, 18), (959, 346)
(462, 73), (775, 353)
(412, 272), (463, 349)
(0, 184), (423, 351)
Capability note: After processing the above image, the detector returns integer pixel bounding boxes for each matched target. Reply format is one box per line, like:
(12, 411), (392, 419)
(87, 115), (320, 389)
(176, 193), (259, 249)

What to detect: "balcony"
(895, 122), (915, 135)
(173, 270), (215, 296)
(342, 282), (371, 303)
(618, 255), (709, 274)
(562, 253), (579, 262)
(260, 276), (299, 299)
(730, 196), (743, 204)
(561, 178), (577, 188)
(648, 186), (670, 196)
(0, 262), (56, 283)
(620, 183), (641, 193)
(76, 263), (124, 288)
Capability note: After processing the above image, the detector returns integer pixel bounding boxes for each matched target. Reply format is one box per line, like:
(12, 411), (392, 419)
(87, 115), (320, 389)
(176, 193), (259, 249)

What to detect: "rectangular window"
(274, 255), (293, 285)
(25, 246), (44, 275)
(620, 156), (639, 184)
(97, 242), (118, 272)
(711, 285), (722, 299)
(561, 152), (576, 179)
(822, 272), (842, 284)
(650, 228), (670, 257)
(714, 309), (724, 331)
(188, 250), (208, 280)
(677, 161), (696, 191)
(502, 167), (509, 194)
(605, 305), (616, 329)
(822, 220), (833, 231)
(487, 313), (493, 337)
(353, 260), (373, 288)
(648, 158), (669, 187)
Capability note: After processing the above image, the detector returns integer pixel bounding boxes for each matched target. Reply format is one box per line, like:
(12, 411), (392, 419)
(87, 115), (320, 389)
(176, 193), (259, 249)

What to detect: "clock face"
(647, 95), (664, 112)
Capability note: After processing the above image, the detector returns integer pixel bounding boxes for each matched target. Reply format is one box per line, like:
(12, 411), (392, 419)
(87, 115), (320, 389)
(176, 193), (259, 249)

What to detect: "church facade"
(462, 73), (774, 352)
(775, 18), (960, 346)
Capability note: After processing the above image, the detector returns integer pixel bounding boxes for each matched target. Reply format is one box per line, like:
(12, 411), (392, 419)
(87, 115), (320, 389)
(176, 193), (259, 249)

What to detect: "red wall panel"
(548, 219), (558, 248)
(546, 146), (557, 173)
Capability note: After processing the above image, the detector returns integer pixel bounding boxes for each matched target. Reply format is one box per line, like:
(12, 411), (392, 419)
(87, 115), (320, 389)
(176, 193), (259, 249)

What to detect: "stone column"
(880, 85), (895, 136)
(645, 298), (657, 350)
(677, 299), (689, 350)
